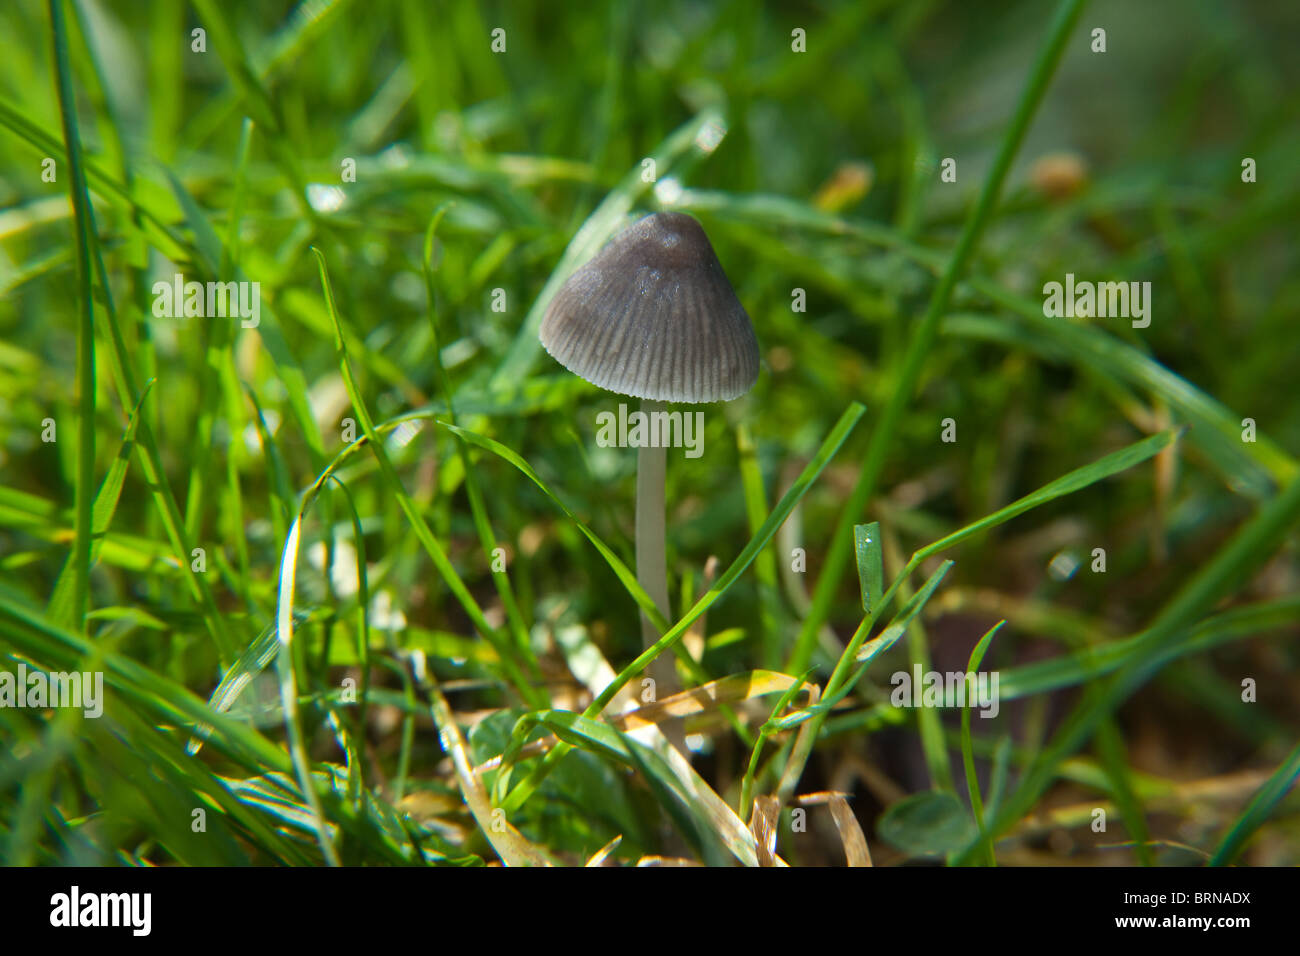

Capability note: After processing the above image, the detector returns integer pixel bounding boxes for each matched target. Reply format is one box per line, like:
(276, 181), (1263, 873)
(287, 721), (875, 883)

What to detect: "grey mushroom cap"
(539, 212), (760, 403)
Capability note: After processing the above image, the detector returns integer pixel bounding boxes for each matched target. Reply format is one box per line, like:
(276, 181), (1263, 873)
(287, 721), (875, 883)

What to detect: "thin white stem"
(635, 399), (684, 732)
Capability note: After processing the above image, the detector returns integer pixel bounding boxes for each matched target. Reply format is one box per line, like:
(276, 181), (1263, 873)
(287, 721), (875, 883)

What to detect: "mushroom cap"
(539, 212), (759, 403)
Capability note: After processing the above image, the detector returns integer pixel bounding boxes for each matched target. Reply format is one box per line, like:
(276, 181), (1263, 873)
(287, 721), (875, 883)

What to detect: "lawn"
(1, 0), (1298, 867)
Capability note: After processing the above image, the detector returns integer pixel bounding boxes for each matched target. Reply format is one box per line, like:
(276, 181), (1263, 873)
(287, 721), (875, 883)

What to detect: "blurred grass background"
(0, 0), (1298, 866)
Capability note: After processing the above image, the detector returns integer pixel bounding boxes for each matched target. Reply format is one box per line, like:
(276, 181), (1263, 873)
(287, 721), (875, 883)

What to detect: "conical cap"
(539, 212), (759, 403)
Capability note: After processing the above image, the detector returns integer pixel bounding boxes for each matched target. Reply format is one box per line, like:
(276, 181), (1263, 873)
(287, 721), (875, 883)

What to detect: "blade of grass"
(943, 310), (1294, 496)
(738, 670), (817, 820)
(2, 593), (291, 782)
(164, 167), (327, 471)
(616, 670), (805, 732)
(500, 401), (866, 815)
(326, 475), (372, 808)
(997, 596), (1300, 700)
(186, 617), (282, 756)
(0, 99), (209, 259)
(244, 385), (294, 547)
(172, 118), (253, 558)
(889, 529), (953, 794)
(968, 474), (1300, 862)
(749, 795), (780, 866)
(48, 0), (96, 633)
(423, 206), (540, 677)
(828, 794), (872, 867)
(439, 421), (783, 713)
(585, 834), (622, 867)
(854, 560), (953, 665)
(273, 514), (341, 866)
(854, 522), (882, 613)
(47, 378), (155, 625)
(408, 651), (554, 866)
(737, 423), (780, 668)
(35, 108), (240, 663)
(311, 248), (543, 707)
(903, 429), (1180, 576)
(497, 708), (759, 866)
(609, 721), (727, 864)
(960, 621), (1003, 867)
(687, 191), (1296, 494)
(440, 421), (671, 635)
(778, 428), (1176, 793)
(1209, 742), (1300, 866)
(189, 0), (316, 220)
(484, 667), (795, 776)
(769, 560), (954, 734)
(787, 0), (1089, 675)
(825, 596), (1300, 739)
(1095, 717), (1152, 865)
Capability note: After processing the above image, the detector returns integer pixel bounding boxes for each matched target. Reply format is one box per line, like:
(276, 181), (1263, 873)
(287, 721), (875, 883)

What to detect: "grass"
(1, 0), (1298, 866)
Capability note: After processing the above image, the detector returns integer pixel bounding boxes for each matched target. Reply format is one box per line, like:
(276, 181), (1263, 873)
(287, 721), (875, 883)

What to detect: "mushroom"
(539, 211), (759, 735)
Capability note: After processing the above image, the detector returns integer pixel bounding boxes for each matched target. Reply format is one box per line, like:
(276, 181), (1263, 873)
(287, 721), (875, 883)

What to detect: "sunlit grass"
(1, 0), (1298, 866)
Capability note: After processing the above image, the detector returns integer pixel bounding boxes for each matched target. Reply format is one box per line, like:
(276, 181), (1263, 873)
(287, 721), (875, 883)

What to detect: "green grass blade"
(506, 710), (759, 866)
(944, 310), (1295, 496)
(738, 671), (816, 821)
(738, 422), (780, 668)
(960, 620), (1004, 866)
(855, 560), (954, 665)
(501, 401), (866, 814)
(973, 474), (1300, 861)
(787, 0), (1089, 675)
(273, 514), (342, 866)
(410, 652), (555, 866)
(782, 426), (1175, 793)
(311, 248), (543, 707)
(326, 475), (373, 807)
(439, 421), (669, 634)
(1209, 742), (1300, 866)
(48, 0), (97, 632)
(913, 429), (1179, 565)
(854, 522), (882, 613)
(423, 205), (539, 676)
(1095, 717), (1152, 865)
(996, 597), (1300, 701)
(47, 378), (155, 625)
(821, 597), (1300, 740)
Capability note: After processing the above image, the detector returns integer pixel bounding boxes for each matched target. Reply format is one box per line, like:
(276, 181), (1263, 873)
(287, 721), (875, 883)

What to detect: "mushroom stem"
(635, 400), (682, 717)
